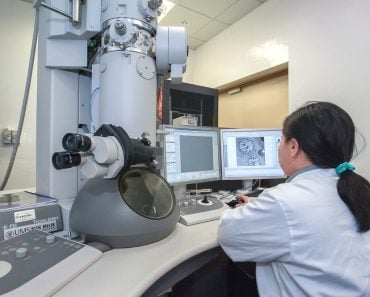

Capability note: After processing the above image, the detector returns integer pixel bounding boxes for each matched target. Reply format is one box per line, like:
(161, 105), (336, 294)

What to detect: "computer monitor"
(160, 125), (221, 185)
(220, 129), (285, 180)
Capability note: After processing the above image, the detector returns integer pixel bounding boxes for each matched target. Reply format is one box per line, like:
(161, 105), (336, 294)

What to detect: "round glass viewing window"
(118, 168), (175, 219)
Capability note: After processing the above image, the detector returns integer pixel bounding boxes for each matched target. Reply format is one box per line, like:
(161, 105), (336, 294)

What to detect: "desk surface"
(53, 220), (220, 297)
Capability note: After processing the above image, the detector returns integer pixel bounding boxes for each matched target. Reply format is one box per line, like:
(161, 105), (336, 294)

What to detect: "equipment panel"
(0, 229), (102, 296)
(178, 196), (229, 226)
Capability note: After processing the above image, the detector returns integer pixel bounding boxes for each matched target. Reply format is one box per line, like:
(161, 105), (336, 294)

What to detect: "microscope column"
(98, 0), (159, 144)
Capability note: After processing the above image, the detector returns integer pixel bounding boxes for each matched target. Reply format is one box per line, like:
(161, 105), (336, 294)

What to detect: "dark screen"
(180, 135), (213, 172)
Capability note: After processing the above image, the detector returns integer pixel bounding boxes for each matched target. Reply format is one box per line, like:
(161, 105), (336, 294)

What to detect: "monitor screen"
(161, 126), (221, 185)
(221, 129), (285, 180)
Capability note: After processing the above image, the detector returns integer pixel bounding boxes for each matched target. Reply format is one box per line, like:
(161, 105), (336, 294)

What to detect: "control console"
(178, 195), (230, 226)
(0, 229), (102, 296)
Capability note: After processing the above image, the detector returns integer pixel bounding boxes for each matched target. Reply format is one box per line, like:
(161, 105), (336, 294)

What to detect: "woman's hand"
(235, 195), (249, 207)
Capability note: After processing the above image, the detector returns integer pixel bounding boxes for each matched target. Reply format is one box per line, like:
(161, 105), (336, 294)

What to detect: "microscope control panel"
(178, 195), (230, 226)
(0, 229), (102, 296)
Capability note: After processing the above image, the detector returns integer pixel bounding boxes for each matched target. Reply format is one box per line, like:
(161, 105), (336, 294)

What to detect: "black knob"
(141, 138), (151, 146)
(201, 195), (210, 204)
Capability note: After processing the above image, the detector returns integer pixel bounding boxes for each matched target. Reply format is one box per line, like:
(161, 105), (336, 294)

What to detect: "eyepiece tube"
(52, 152), (81, 170)
(130, 139), (162, 165)
(62, 133), (92, 152)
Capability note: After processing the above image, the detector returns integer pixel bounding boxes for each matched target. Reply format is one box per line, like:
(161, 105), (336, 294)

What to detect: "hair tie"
(335, 162), (355, 175)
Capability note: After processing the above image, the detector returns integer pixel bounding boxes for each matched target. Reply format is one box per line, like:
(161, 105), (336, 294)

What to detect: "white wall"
(0, 0), (36, 190)
(185, 0), (288, 88)
(287, 0), (370, 179)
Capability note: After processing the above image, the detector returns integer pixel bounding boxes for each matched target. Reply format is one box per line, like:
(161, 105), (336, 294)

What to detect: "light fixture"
(227, 87), (241, 95)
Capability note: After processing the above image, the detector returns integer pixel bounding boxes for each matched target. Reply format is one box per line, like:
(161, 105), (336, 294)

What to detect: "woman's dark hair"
(283, 101), (370, 232)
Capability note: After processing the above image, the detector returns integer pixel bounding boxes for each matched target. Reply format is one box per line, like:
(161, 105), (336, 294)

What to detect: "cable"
(0, 9), (39, 190)
(89, 87), (100, 133)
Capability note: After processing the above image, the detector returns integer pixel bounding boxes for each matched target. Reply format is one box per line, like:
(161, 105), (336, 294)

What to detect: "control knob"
(15, 247), (28, 258)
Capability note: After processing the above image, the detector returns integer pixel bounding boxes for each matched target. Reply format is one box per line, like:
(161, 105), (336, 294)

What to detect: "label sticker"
(14, 209), (36, 223)
(3, 219), (58, 240)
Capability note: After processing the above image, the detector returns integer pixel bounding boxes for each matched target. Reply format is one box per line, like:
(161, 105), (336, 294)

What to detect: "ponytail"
(337, 171), (370, 232)
(283, 101), (370, 233)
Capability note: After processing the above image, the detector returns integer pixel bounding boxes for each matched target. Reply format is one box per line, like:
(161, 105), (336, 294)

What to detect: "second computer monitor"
(221, 129), (285, 180)
(161, 126), (221, 185)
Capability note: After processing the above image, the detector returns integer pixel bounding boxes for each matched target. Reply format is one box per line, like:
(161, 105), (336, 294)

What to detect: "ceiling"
(159, 0), (267, 49)
(20, 0), (267, 49)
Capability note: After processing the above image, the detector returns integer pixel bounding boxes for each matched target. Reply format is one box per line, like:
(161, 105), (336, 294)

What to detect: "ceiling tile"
(216, 0), (261, 25)
(159, 6), (212, 35)
(179, 0), (238, 19)
(187, 38), (204, 50)
(192, 20), (229, 42)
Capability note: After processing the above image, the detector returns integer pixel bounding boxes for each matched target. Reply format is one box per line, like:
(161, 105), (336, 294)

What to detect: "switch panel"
(0, 229), (102, 296)
(2, 129), (17, 145)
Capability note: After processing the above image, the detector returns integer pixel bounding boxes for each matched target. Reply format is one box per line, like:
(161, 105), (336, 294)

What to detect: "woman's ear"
(288, 138), (300, 159)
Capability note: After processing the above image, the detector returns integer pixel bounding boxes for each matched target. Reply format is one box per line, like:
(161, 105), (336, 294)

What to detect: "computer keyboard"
(178, 195), (230, 226)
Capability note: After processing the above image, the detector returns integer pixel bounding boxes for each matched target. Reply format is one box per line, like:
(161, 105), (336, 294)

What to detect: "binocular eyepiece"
(52, 152), (81, 170)
(52, 127), (161, 175)
(62, 133), (92, 152)
(52, 133), (91, 170)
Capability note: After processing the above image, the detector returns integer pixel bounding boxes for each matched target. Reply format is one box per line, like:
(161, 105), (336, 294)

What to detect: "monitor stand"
(173, 184), (187, 199)
(242, 179), (253, 191)
(236, 179), (253, 195)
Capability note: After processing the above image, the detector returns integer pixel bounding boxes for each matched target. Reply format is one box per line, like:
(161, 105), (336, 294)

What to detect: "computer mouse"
(226, 197), (245, 208)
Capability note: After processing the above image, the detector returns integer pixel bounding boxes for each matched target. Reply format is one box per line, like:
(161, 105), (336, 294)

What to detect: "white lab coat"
(218, 168), (370, 297)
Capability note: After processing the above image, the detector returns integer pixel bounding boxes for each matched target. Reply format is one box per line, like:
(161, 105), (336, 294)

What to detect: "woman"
(218, 102), (370, 297)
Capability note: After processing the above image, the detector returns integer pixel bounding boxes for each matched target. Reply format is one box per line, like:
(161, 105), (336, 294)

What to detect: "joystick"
(201, 195), (210, 204)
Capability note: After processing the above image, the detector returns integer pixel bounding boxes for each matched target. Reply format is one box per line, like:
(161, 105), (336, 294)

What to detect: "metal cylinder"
(99, 51), (156, 144)
(100, 0), (157, 29)
(99, 0), (158, 144)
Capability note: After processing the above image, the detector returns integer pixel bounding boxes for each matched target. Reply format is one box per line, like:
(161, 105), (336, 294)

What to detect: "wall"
(287, 0), (370, 179)
(0, 0), (37, 190)
(186, 0), (288, 88)
(218, 73), (288, 128)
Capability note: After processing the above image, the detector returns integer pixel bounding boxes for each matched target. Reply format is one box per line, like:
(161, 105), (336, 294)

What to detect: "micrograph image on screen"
(236, 137), (265, 166)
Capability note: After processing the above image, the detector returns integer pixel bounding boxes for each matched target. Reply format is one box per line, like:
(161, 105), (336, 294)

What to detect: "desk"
(53, 220), (221, 297)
